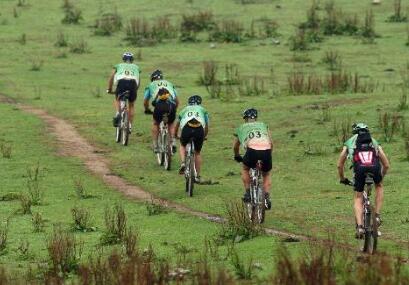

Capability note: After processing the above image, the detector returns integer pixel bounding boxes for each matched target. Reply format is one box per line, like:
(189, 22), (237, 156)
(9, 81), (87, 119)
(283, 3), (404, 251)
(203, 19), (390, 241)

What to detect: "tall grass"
(100, 204), (127, 245)
(94, 9), (122, 36)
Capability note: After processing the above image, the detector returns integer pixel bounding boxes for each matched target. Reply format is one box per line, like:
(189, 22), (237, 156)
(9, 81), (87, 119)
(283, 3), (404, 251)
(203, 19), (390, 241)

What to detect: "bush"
(180, 10), (215, 42)
(19, 194), (32, 215)
(32, 212), (45, 232)
(30, 59), (43, 71)
(387, 0), (408, 23)
(145, 198), (167, 216)
(397, 92), (408, 110)
(123, 227), (138, 257)
(71, 206), (93, 232)
(322, 50), (342, 71)
(101, 204), (127, 245)
(69, 39), (90, 54)
(209, 20), (244, 43)
(26, 163), (44, 205)
(94, 10), (122, 36)
(289, 28), (309, 51)
(238, 76), (266, 97)
(151, 17), (177, 41)
(125, 17), (156, 46)
(47, 226), (83, 276)
(378, 112), (402, 142)
(55, 31), (68, 47)
(61, 0), (82, 24)
(230, 248), (253, 280)
(0, 222), (8, 254)
(361, 9), (377, 43)
(332, 118), (352, 145)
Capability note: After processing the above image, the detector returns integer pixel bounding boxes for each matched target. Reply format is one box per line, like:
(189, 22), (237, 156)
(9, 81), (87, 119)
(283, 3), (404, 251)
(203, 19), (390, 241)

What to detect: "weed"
(180, 10), (215, 42)
(361, 10), (376, 43)
(30, 59), (43, 71)
(71, 206), (93, 232)
(321, 103), (332, 122)
(287, 71), (322, 95)
(209, 20), (244, 43)
(322, 50), (342, 71)
(401, 61), (409, 88)
(145, 198), (167, 216)
(224, 64), (241, 85)
(61, 0), (82, 24)
(405, 138), (409, 161)
(18, 33), (26, 45)
(26, 163), (43, 205)
(199, 61), (218, 86)
(20, 194), (32, 215)
(73, 177), (87, 198)
(397, 92), (408, 111)
(0, 142), (12, 158)
(230, 248), (253, 280)
(123, 227), (138, 257)
(301, 0), (320, 30)
(69, 39), (90, 54)
(322, 1), (343, 35)
(32, 212), (45, 232)
(13, 7), (18, 18)
(17, 240), (30, 257)
(94, 9), (122, 36)
(0, 221), (8, 254)
(289, 28), (309, 51)
(125, 17), (156, 46)
(304, 143), (325, 156)
(387, 0), (408, 23)
(378, 112), (402, 142)
(332, 118), (352, 145)
(136, 49), (142, 61)
(152, 17), (177, 41)
(90, 86), (102, 99)
(100, 204), (127, 245)
(55, 31), (68, 47)
(47, 226), (83, 276)
(17, 0), (27, 7)
(33, 86), (42, 100)
(0, 192), (20, 201)
(217, 201), (261, 244)
(55, 50), (68, 59)
(238, 76), (266, 97)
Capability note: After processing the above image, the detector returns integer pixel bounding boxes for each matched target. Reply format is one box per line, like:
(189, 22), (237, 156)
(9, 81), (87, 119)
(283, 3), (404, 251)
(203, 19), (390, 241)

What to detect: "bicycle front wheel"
(163, 133), (171, 171)
(121, 112), (129, 146)
(185, 155), (195, 197)
(115, 126), (122, 143)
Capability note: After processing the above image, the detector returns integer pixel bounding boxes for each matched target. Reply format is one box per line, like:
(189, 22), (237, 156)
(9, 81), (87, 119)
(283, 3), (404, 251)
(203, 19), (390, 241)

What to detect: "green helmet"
(352, 123), (369, 134)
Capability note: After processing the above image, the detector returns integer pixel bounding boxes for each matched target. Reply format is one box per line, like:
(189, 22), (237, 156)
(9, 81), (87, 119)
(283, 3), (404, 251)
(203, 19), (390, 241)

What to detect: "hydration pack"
(352, 133), (379, 167)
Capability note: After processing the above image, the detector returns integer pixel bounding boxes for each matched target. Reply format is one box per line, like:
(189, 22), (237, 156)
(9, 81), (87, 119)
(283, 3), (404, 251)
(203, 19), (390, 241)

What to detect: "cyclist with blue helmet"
(175, 95), (209, 183)
(233, 108), (273, 210)
(143, 70), (179, 154)
(338, 123), (390, 238)
(107, 52), (141, 132)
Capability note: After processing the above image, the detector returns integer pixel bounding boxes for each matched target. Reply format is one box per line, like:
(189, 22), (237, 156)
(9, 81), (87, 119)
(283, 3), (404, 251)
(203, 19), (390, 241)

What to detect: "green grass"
(0, 0), (409, 279)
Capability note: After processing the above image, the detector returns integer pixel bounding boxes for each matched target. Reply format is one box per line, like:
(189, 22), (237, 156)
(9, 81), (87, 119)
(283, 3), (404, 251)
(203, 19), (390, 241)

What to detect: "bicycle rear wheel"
(362, 206), (378, 254)
(156, 133), (164, 166)
(121, 112), (129, 146)
(163, 133), (171, 171)
(185, 153), (195, 197)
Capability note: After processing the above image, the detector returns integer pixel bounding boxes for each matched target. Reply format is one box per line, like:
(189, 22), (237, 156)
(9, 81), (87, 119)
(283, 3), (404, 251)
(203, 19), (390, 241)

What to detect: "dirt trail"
(2, 95), (408, 263)
(0, 95), (302, 241)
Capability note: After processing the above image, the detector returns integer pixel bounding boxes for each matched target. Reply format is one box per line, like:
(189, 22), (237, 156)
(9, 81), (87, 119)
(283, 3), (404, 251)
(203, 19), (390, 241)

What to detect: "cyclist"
(107, 52), (141, 133)
(233, 108), (273, 210)
(175, 95), (209, 183)
(338, 123), (390, 238)
(143, 70), (179, 153)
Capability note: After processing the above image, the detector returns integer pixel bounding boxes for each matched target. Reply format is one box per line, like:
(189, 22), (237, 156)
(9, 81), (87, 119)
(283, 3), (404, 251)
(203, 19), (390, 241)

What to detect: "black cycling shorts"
(116, 79), (137, 103)
(353, 163), (382, 192)
(153, 100), (176, 124)
(180, 125), (205, 152)
(243, 148), (272, 172)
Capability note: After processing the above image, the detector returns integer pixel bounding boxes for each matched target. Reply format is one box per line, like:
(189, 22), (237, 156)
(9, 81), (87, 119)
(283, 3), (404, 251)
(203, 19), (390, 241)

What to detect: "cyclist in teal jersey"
(233, 108), (273, 209)
(107, 52), (141, 132)
(143, 70), (179, 153)
(175, 95), (209, 183)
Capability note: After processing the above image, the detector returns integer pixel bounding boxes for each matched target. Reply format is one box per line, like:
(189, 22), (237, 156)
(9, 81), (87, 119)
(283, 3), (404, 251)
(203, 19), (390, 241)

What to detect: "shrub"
(289, 28), (309, 51)
(405, 138), (409, 161)
(55, 31), (68, 47)
(125, 17), (156, 46)
(26, 163), (43, 205)
(262, 19), (279, 38)
(406, 25), (409, 46)
(151, 17), (177, 41)
(238, 76), (266, 97)
(145, 198), (167, 216)
(180, 10), (215, 41)
(301, 0), (320, 30)
(397, 92), (408, 110)
(198, 61), (218, 86)
(322, 50), (342, 71)
(332, 118), (352, 145)
(0, 142), (11, 158)
(47, 226), (83, 276)
(69, 39), (90, 54)
(71, 206), (93, 232)
(73, 177), (87, 199)
(19, 194), (32, 215)
(32, 212), (45, 232)
(322, 1), (343, 35)
(320, 104), (331, 122)
(94, 9), (122, 36)
(17, 0), (27, 7)
(61, 0), (82, 24)
(387, 0), (408, 22)
(287, 71), (322, 95)
(30, 59), (43, 71)
(101, 204), (127, 245)
(0, 222), (8, 254)
(216, 201), (261, 244)
(17, 240), (30, 258)
(378, 112), (402, 142)
(123, 227), (138, 257)
(209, 20), (244, 43)
(361, 9), (376, 43)
(224, 64), (240, 85)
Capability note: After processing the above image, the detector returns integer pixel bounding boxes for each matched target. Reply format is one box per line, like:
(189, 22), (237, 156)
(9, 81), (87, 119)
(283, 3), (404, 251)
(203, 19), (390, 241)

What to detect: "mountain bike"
(247, 160), (266, 224)
(115, 91), (130, 146)
(156, 113), (171, 170)
(184, 138), (196, 197)
(346, 173), (378, 254)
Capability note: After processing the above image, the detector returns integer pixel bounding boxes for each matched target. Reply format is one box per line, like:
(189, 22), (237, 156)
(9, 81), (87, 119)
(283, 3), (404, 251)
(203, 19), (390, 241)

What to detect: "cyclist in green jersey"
(338, 123), (390, 238)
(175, 95), (209, 183)
(143, 70), (179, 153)
(107, 52), (141, 133)
(233, 108), (273, 209)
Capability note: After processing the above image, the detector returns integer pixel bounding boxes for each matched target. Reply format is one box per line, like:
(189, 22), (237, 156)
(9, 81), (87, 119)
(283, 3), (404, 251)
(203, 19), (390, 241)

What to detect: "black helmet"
(122, 52), (134, 62)
(352, 123), (369, 135)
(150, 69), (163, 81)
(188, 95), (202, 105)
(243, 108), (258, 119)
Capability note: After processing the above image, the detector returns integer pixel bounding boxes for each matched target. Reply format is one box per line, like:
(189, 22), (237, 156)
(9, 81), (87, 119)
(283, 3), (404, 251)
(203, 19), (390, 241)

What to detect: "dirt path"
(1, 95), (408, 263)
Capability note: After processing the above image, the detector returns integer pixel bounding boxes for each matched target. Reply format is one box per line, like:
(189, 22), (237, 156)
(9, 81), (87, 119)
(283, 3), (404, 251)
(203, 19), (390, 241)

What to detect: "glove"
(340, 178), (351, 185)
(144, 109), (153, 115)
(234, 155), (243, 163)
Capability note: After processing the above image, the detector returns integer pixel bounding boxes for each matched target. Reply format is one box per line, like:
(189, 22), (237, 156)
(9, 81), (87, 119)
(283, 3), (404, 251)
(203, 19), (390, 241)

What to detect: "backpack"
(352, 133), (379, 167)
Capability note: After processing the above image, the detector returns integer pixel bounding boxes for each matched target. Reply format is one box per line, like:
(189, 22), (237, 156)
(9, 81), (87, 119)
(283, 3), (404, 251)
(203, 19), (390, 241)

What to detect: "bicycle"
(156, 113), (172, 171)
(345, 173), (378, 254)
(184, 138), (196, 197)
(242, 160), (266, 224)
(115, 90), (130, 146)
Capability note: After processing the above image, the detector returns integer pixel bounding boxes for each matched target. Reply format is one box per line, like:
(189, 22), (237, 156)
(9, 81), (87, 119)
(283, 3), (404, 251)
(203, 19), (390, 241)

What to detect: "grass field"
(1, 0), (409, 283)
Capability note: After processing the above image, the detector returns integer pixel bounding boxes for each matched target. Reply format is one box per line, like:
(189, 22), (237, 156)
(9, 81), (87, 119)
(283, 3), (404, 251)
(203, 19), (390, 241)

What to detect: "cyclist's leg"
(167, 103), (177, 152)
(152, 105), (162, 151)
(354, 167), (365, 227)
(127, 84), (137, 126)
(241, 164), (251, 190)
(179, 126), (189, 173)
(260, 149), (272, 194)
(193, 127), (205, 178)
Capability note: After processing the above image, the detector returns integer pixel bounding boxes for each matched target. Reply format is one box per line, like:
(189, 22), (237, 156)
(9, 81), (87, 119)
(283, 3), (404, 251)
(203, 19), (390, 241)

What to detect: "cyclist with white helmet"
(143, 70), (179, 154)
(338, 123), (390, 238)
(175, 95), (209, 183)
(233, 108), (273, 209)
(107, 52), (141, 132)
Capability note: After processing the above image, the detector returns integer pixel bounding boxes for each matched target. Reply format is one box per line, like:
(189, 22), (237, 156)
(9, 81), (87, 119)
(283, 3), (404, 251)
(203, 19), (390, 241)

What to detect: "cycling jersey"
(344, 135), (380, 160)
(113, 63), (140, 89)
(235, 121), (271, 150)
(143, 80), (177, 105)
(178, 105), (209, 130)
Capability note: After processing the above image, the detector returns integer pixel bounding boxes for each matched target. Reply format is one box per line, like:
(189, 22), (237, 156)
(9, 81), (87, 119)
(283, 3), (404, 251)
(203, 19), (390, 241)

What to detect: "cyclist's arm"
(143, 88), (151, 111)
(378, 147), (390, 176)
(175, 95), (180, 109)
(204, 125), (208, 137)
(107, 69), (116, 93)
(233, 137), (240, 157)
(174, 120), (180, 137)
(204, 112), (209, 137)
(337, 147), (348, 180)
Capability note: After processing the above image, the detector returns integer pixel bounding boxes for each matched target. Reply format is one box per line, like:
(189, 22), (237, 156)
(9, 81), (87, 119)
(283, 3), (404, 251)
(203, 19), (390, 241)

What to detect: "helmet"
(188, 95), (202, 105)
(352, 123), (369, 134)
(150, 69), (163, 81)
(122, 52), (134, 62)
(243, 108), (258, 119)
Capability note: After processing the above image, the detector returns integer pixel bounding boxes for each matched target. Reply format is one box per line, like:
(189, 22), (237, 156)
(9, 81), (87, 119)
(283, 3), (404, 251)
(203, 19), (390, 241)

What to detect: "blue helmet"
(150, 69), (163, 81)
(122, 52), (134, 62)
(188, 95), (202, 105)
(243, 108), (258, 119)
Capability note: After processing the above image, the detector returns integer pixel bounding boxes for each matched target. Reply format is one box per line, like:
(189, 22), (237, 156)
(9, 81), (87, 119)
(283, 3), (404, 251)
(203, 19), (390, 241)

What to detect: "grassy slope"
(0, 0), (408, 267)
